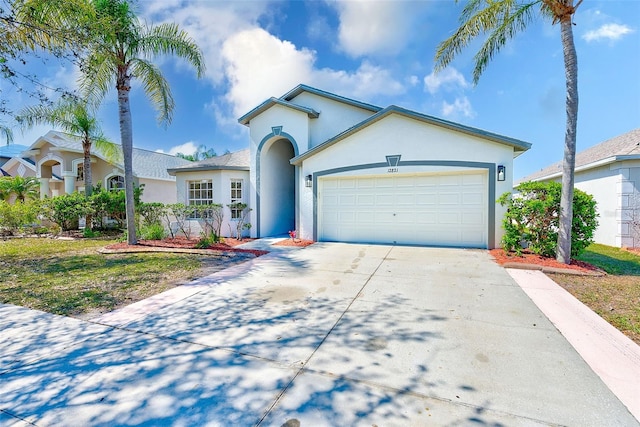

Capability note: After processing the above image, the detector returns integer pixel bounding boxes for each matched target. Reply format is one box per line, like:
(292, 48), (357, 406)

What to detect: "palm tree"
(0, 124), (13, 145)
(18, 97), (117, 196)
(177, 144), (217, 162)
(3, 175), (40, 202)
(435, 0), (582, 264)
(79, 0), (205, 245)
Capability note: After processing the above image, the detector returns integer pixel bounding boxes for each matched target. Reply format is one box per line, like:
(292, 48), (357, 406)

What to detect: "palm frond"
(129, 58), (174, 125)
(138, 23), (206, 78)
(0, 124), (13, 145)
(435, 0), (542, 83)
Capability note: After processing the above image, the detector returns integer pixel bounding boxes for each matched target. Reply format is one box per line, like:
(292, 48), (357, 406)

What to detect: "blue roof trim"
(238, 97), (320, 126)
(290, 105), (532, 165)
(281, 84), (383, 113)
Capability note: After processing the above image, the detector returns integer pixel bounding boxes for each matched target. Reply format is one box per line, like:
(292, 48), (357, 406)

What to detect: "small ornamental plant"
(288, 230), (297, 242)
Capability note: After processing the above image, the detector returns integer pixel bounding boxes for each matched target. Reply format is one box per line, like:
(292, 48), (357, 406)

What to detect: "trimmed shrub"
(498, 181), (598, 258)
(42, 192), (92, 231)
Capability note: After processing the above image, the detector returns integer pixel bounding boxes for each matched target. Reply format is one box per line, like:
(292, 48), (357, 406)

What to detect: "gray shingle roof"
(167, 149), (250, 174)
(522, 128), (640, 181)
(36, 131), (191, 180)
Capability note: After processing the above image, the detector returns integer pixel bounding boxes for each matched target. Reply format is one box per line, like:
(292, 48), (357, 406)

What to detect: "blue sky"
(7, 0), (640, 180)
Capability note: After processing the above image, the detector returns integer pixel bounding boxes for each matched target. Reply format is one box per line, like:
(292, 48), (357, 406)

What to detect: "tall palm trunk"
(556, 17), (579, 264)
(117, 72), (137, 245)
(82, 138), (93, 196)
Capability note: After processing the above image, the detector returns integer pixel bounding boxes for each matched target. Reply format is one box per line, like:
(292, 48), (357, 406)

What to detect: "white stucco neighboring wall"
(535, 161), (640, 247)
(571, 162), (640, 247)
(297, 114), (516, 248)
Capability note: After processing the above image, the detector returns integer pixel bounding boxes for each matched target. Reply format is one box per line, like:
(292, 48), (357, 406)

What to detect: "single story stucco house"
(2, 130), (191, 204)
(219, 84), (530, 249)
(521, 128), (640, 248)
(168, 149), (250, 237)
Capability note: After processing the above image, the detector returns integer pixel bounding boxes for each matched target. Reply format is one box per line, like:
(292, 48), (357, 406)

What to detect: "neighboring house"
(233, 84), (531, 249)
(520, 128), (640, 248)
(168, 149), (250, 237)
(1, 130), (191, 203)
(0, 144), (29, 175)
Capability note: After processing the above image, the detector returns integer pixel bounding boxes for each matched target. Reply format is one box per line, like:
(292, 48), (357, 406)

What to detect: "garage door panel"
(439, 193), (460, 204)
(320, 172), (487, 247)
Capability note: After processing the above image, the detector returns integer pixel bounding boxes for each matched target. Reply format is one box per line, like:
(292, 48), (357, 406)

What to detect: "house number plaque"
(385, 154), (401, 173)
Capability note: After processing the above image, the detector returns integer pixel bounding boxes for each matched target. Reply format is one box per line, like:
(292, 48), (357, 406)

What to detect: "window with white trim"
(76, 164), (84, 182)
(107, 175), (124, 191)
(230, 179), (243, 219)
(188, 180), (213, 206)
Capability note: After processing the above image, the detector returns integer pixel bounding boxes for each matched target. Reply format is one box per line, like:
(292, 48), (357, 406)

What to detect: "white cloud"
(442, 97), (475, 119)
(583, 23), (634, 42)
(221, 28), (316, 117)
(330, 0), (428, 57)
(220, 28), (404, 118)
(140, 1), (269, 83)
(424, 68), (469, 94)
(156, 141), (198, 156)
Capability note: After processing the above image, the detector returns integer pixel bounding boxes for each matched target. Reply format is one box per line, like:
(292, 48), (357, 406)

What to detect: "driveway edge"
(507, 268), (640, 422)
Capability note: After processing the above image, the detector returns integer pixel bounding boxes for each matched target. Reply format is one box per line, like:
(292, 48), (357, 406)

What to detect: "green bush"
(498, 181), (598, 258)
(139, 223), (166, 240)
(0, 199), (41, 235)
(43, 192), (91, 231)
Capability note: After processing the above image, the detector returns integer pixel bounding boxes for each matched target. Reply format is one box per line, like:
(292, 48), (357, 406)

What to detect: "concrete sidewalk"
(0, 243), (637, 426)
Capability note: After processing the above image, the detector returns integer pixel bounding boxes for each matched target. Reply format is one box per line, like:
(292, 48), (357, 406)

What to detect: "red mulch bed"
(105, 237), (268, 257)
(489, 248), (601, 274)
(273, 239), (314, 247)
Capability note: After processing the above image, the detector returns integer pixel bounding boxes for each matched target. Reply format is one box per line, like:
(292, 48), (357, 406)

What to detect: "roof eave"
(238, 97), (319, 126)
(167, 165), (250, 175)
(528, 155), (632, 182)
(281, 84), (383, 113)
(291, 106), (532, 165)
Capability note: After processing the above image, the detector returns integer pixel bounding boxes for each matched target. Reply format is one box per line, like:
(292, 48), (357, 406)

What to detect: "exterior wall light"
(305, 174), (313, 188)
(497, 165), (506, 181)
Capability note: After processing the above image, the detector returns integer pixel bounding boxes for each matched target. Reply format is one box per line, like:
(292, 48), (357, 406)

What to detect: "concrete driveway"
(0, 243), (637, 426)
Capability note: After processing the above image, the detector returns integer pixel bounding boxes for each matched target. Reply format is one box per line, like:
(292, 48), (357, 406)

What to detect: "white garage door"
(319, 172), (488, 247)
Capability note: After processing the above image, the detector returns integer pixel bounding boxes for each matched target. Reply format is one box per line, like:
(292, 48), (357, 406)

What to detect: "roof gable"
(281, 84), (382, 113)
(291, 105), (531, 165)
(238, 97), (320, 126)
(238, 84), (384, 126)
(522, 128), (640, 181)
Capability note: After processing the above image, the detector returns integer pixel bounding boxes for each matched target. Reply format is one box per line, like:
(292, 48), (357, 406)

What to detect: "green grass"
(574, 243), (640, 275)
(0, 238), (221, 317)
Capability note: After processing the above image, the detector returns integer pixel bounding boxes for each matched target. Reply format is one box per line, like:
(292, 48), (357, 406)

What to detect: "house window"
(107, 175), (125, 191)
(76, 164), (84, 182)
(188, 180), (213, 218)
(230, 179), (243, 219)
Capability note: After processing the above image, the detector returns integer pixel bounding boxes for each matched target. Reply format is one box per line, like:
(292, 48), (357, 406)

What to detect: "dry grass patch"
(548, 244), (640, 346)
(0, 237), (254, 318)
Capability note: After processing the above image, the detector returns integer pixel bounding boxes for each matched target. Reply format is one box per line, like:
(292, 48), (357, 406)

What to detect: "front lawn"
(548, 244), (640, 345)
(0, 237), (250, 318)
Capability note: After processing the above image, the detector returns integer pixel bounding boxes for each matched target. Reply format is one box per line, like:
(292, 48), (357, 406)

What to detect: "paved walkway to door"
(0, 243), (637, 426)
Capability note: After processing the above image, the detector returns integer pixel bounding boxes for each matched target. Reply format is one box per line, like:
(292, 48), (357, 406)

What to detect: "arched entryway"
(259, 138), (296, 237)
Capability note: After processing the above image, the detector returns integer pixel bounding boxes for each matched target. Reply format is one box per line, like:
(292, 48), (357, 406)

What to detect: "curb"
(501, 262), (605, 276)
